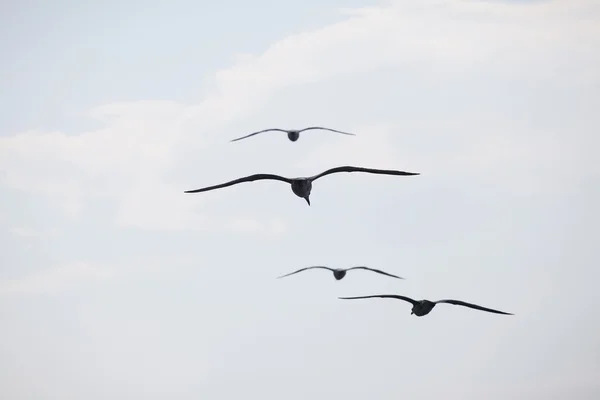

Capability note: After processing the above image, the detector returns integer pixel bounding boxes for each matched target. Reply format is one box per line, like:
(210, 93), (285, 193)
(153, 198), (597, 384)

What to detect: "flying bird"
(338, 294), (513, 317)
(184, 166), (420, 206)
(230, 126), (355, 142)
(277, 266), (405, 281)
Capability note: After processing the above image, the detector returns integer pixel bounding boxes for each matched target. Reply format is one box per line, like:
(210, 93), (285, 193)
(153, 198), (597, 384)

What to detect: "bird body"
(230, 126), (356, 142)
(332, 269), (347, 280)
(410, 300), (438, 316)
(277, 266), (404, 281)
(338, 294), (513, 317)
(184, 166), (420, 206)
(290, 179), (313, 204)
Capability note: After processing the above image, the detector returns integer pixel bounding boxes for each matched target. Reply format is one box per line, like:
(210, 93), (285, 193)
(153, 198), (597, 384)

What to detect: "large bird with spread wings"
(184, 166), (420, 206)
(339, 294), (513, 317)
(230, 126), (355, 142)
(277, 266), (405, 281)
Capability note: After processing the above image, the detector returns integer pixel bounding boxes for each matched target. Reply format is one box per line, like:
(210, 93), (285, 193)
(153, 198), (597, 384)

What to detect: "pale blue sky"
(1, 0), (599, 399)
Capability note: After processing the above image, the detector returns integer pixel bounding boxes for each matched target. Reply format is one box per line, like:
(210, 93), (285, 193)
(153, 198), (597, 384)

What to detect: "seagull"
(338, 294), (513, 317)
(277, 266), (405, 281)
(184, 166), (420, 206)
(230, 126), (356, 142)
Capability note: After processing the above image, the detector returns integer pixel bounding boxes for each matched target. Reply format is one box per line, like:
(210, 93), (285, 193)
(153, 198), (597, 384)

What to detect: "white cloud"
(0, 254), (210, 296)
(0, 262), (113, 296)
(113, 177), (289, 236)
(298, 122), (406, 170)
(0, 0), (597, 229)
(8, 227), (61, 239)
(224, 217), (288, 237)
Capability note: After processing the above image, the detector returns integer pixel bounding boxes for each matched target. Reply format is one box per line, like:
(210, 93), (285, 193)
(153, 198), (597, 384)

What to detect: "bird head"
(287, 131), (300, 141)
(304, 195), (311, 206)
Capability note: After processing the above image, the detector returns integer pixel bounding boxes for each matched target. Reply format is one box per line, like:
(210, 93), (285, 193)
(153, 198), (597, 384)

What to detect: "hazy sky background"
(1, 0), (599, 399)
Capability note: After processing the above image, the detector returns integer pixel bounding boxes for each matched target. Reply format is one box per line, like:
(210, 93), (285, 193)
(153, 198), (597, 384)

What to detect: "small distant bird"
(184, 166), (420, 206)
(338, 294), (513, 317)
(230, 126), (355, 142)
(277, 266), (405, 281)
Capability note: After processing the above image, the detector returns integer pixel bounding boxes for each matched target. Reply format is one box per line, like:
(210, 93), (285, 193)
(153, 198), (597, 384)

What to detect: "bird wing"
(338, 294), (417, 305)
(276, 266), (334, 279)
(346, 266), (405, 280)
(299, 126), (356, 136)
(435, 299), (513, 315)
(230, 128), (289, 142)
(184, 174), (292, 194)
(310, 166), (420, 181)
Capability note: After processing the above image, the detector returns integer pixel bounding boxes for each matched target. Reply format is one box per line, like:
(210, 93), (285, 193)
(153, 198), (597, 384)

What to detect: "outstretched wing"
(230, 128), (289, 142)
(184, 174), (291, 194)
(299, 126), (356, 136)
(277, 266), (334, 279)
(346, 266), (405, 280)
(310, 166), (420, 181)
(338, 294), (417, 306)
(435, 299), (513, 315)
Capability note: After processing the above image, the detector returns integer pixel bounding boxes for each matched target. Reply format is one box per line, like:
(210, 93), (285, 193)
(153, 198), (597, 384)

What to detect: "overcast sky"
(1, 0), (599, 399)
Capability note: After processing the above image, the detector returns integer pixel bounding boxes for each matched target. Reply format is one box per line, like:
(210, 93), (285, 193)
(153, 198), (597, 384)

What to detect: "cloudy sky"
(1, 0), (599, 398)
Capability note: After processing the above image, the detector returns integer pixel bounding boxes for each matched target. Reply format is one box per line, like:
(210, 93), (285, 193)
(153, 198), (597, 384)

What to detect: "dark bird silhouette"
(230, 126), (355, 142)
(184, 166), (420, 206)
(338, 294), (513, 317)
(277, 266), (405, 281)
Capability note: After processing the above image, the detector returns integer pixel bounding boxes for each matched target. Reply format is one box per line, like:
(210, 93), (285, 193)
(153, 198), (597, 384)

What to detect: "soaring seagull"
(277, 266), (405, 281)
(230, 126), (355, 142)
(184, 166), (420, 206)
(338, 294), (513, 317)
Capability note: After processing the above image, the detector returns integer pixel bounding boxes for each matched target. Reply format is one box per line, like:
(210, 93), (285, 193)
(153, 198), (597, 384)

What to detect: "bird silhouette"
(277, 266), (405, 281)
(184, 166), (420, 206)
(230, 126), (355, 142)
(339, 294), (513, 317)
